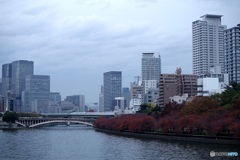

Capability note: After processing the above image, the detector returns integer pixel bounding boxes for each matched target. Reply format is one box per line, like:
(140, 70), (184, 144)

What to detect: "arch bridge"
(16, 117), (94, 128)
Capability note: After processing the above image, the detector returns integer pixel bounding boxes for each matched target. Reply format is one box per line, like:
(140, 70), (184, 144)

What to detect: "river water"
(0, 125), (239, 160)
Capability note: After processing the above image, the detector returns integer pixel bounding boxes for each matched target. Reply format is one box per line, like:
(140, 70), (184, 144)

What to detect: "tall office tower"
(141, 53), (161, 81)
(12, 60), (34, 111)
(224, 24), (240, 84)
(0, 96), (3, 112)
(103, 71), (122, 111)
(141, 53), (161, 104)
(2, 63), (14, 111)
(1, 63), (12, 97)
(11, 60), (34, 97)
(22, 75), (50, 112)
(2, 60), (34, 111)
(192, 14), (226, 75)
(0, 79), (2, 96)
(0, 78), (3, 111)
(65, 95), (85, 112)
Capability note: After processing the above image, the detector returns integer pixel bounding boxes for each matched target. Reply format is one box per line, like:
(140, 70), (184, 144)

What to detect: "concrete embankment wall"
(95, 128), (240, 146)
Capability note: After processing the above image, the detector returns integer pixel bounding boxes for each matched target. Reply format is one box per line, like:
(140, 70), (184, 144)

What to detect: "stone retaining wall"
(95, 128), (240, 146)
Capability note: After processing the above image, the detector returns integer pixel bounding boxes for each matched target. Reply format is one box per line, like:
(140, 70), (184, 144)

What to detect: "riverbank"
(95, 128), (240, 146)
(0, 121), (25, 130)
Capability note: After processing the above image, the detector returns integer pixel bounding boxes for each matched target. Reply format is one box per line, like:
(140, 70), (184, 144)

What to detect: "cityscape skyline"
(0, 0), (239, 102)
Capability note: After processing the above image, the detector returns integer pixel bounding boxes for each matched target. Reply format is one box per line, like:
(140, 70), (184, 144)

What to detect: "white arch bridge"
(16, 117), (94, 128)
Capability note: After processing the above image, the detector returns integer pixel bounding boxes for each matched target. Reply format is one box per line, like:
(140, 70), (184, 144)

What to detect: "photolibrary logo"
(210, 151), (238, 157)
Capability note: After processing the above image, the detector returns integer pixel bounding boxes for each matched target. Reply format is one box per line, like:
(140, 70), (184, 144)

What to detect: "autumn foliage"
(94, 85), (240, 137)
(94, 114), (156, 132)
(158, 96), (240, 137)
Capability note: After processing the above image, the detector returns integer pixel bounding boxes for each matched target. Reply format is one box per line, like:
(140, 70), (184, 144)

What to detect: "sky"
(0, 0), (240, 103)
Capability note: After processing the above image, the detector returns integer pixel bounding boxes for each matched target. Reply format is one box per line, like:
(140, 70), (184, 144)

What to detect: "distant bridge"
(15, 112), (115, 128)
(16, 117), (94, 128)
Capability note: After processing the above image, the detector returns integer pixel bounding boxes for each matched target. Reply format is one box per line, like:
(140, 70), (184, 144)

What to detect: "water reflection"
(0, 125), (239, 160)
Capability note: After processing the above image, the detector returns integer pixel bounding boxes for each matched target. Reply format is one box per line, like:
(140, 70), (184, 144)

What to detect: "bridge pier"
(67, 121), (70, 126)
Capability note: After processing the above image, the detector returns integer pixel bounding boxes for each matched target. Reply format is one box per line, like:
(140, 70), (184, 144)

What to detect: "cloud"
(0, 0), (240, 101)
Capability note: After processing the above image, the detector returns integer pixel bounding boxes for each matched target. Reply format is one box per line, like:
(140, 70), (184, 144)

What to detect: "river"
(0, 125), (239, 160)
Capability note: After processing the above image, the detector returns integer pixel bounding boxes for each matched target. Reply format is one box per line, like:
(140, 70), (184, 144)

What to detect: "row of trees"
(158, 97), (240, 136)
(94, 83), (240, 137)
(94, 114), (156, 132)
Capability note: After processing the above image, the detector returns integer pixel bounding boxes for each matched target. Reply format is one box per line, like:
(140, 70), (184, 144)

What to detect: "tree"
(160, 101), (184, 117)
(143, 104), (161, 120)
(137, 103), (152, 114)
(212, 82), (240, 108)
(181, 97), (219, 115)
(2, 111), (19, 128)
(232, 96), (240, 110)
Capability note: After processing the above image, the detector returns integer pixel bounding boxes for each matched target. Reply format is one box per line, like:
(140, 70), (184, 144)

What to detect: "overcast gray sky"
(0, 0), (239, 102)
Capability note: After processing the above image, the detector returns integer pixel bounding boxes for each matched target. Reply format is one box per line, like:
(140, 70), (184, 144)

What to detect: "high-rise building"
(192, 14), (226, 75)
(0, 80), (2, 112)
(1, 63), (12, 98)
(224, 24), (240, 84)
(65, 95), (85, 112)
(159, 68), (198, 107)
(22, 75), (50, 112)
(0, 96), (4, 112)
(103, 71), (122, 111)
(141, 53), (161, 104)
(141, 53), (161, 81)
(159, 74), (177, 106)
(11, 60), (34, 97)
(0, 79), (2, 96)
(122, 87), (130, 109)
(2, 60), (34, 111)
(99, 85), (104, 112)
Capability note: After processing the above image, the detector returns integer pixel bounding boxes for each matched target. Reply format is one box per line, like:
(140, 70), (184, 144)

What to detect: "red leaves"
(94, 114), (156, 132)
(231, 121), (240, 137)
(160, 102), (184, 117)
(94, 98), (240, 137)
(209, 117), (233, 135)
(181, 97), (220, 115)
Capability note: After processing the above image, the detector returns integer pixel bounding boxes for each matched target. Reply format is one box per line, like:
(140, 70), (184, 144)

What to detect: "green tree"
(138, 103), (152, 113)
(151, 105), (162, 120)
(2, 111), (19, 128)
(212, 82), (240, 108)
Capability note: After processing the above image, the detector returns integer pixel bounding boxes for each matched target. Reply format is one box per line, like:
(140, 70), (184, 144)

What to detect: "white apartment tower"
(192, 14), (226, 75)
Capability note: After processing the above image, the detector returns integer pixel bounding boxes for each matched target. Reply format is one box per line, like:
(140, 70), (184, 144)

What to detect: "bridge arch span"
(15, 121), (26, 127)
(29, 120), (93, 128)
